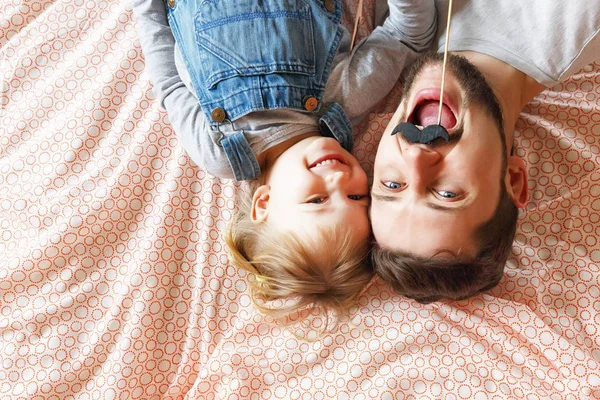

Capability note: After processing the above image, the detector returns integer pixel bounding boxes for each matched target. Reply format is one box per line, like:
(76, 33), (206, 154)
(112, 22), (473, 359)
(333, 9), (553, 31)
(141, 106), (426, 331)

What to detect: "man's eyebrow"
(426, 202), (470, 213)
(371, 193), (469, 213)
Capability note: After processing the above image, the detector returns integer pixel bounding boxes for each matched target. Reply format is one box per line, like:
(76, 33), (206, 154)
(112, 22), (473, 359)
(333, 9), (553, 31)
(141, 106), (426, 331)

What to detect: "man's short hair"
(371, 185), (518, 303)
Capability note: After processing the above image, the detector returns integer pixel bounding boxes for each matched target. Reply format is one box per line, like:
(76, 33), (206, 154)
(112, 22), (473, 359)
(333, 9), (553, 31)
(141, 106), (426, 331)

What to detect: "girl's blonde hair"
(225, 183), (373, 330)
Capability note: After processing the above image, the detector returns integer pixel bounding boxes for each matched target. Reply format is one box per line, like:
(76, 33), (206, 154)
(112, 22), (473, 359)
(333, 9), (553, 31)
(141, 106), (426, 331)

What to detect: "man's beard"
(399, 52), (508, 161)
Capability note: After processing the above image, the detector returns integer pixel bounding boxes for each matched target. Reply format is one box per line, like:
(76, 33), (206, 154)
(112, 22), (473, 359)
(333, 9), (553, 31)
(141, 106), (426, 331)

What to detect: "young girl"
(132, 0), (437, 326)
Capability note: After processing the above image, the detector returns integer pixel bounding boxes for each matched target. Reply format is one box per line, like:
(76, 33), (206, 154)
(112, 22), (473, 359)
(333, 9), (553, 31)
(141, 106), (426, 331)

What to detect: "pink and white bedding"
(1, 0), (599, 398)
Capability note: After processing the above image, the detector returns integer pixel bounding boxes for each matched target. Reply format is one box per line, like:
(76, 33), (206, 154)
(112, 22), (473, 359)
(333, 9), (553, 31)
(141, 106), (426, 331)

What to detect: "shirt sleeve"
(130, 0), (214, 171)
(324, 0), (437, 123)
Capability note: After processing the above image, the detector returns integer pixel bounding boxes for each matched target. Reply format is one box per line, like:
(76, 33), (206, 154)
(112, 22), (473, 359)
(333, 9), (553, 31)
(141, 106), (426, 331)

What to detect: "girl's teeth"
(316, 159), (339, 167)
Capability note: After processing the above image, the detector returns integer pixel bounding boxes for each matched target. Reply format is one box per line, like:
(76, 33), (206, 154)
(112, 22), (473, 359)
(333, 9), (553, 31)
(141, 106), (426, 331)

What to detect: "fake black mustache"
(391, 122), (450, 145)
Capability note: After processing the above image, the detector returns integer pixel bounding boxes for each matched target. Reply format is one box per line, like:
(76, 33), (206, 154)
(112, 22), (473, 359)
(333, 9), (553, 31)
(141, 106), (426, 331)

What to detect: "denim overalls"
(166, 0), (353, 180)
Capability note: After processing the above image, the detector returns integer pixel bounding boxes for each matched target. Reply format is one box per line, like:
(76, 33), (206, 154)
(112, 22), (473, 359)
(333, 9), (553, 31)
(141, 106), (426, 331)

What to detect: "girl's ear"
(505, 155), (529, 209)
(251, 185), (270, 222)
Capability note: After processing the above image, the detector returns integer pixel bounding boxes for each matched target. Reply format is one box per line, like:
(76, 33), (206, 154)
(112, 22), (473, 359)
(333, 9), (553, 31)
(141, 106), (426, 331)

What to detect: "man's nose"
(403, 145), (442, 187)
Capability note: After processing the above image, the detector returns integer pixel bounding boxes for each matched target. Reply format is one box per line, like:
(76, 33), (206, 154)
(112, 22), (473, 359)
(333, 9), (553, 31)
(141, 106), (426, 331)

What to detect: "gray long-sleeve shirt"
(131, 0), (437, 179)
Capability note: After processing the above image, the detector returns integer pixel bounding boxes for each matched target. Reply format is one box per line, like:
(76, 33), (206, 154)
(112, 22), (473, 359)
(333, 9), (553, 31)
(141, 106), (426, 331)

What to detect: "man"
(370, 0), (600, 303)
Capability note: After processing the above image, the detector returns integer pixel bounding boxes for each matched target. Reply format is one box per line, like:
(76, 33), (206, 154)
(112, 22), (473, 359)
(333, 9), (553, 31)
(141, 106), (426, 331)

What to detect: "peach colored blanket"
(1, 0), (599, 398)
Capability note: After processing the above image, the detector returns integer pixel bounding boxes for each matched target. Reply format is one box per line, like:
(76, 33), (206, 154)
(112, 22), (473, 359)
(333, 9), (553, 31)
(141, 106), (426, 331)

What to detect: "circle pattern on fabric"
(0, 0), (599, 398)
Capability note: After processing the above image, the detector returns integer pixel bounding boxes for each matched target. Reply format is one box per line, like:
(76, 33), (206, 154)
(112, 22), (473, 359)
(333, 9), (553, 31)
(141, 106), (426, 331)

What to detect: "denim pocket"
(195, 0), (316, 90)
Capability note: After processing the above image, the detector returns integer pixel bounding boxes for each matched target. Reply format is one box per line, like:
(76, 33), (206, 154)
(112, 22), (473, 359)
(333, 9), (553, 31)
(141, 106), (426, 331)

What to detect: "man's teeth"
(314, 159), (341, 167)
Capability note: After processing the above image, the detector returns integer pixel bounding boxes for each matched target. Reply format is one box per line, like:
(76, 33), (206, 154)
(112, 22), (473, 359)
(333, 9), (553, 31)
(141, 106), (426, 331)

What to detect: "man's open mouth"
(407, 89), (458, 130)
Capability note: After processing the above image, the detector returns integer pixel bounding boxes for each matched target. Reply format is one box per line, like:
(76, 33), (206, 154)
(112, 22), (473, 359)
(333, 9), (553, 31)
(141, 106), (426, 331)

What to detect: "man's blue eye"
(383, 181), (404, 189)
(437, 190), (457, 198)
(308, 197), (326, 204)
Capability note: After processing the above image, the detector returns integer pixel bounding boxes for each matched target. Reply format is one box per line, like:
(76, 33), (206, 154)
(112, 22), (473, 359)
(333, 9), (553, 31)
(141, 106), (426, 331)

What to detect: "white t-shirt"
(435, 0), (600, 87)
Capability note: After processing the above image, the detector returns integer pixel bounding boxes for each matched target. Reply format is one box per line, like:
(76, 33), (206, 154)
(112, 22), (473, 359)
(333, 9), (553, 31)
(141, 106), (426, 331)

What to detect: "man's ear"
(505, 156), (529, 208)
(251, 185), (270, 222)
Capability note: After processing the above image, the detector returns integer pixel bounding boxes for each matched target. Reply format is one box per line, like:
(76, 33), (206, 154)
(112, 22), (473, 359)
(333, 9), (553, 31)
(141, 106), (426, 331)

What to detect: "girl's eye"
(308, 197), (326, 204)
(436, 190), (458, 199)
(382, 181), (405, 190)
(348, 195), (365, 200)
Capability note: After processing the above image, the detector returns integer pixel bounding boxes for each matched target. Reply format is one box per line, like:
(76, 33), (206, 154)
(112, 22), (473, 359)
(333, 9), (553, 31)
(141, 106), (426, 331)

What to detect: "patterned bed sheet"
(1, 0), (599, 398)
